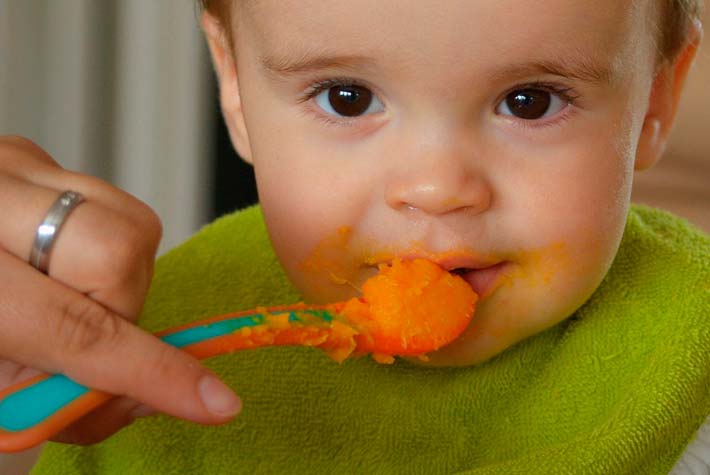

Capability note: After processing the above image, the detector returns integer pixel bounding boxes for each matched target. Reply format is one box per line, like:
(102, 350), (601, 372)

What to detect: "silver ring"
(30, 190), (85, 274)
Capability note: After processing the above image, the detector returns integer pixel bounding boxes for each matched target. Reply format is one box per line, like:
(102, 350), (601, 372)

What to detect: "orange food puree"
(187, 259), (477, 365)
(334, 258), (477, 363)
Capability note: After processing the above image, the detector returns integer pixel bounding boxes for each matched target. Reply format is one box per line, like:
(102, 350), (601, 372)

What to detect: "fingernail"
(198, 375), (241, 417)
(129, 404), (158, 419)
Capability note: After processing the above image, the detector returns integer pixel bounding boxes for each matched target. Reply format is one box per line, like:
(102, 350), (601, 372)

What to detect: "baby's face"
(227, 0), (659, 365)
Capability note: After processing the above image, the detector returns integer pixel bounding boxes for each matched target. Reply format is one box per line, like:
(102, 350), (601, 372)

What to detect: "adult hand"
(0, 136), (240, 445)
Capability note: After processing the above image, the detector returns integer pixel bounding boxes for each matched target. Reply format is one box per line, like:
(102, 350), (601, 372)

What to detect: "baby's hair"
(658, 0), (704, 62)
(198, 0), (703, 64)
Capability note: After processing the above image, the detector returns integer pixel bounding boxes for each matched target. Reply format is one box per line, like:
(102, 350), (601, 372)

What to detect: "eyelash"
(508, 81), (580, 104)
(299, 77), (581, 128)
(499, 81), (581, 131)
(300, 77), (361, 102)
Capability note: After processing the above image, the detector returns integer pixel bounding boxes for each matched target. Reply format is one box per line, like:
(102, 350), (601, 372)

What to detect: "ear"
(635, 20), (703, 171)
(201, 12), (253, 164)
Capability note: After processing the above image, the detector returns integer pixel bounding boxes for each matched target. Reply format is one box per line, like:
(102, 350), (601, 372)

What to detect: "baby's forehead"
(241, 0), (654, 84)
(242, 0), (653, 38)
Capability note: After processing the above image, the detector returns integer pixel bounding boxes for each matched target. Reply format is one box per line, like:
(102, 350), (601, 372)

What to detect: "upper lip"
(374, 253), (503, 271)
(434, 255), (502, 271)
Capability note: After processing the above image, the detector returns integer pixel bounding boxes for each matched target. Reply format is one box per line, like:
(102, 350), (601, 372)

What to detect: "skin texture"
(203, 0), (701, 366)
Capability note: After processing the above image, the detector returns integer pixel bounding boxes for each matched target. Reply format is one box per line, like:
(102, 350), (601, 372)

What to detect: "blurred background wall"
(0, 0), (215, 255)
(0, 0), (708, 472)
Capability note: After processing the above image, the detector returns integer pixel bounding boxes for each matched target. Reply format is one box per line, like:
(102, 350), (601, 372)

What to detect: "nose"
(384, 145), (492, 216)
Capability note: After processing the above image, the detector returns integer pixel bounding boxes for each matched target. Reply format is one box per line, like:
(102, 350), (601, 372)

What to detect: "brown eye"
(328, 85), (371, 116)
(497, 89), (565, 120)
(314, 83), (384, 119)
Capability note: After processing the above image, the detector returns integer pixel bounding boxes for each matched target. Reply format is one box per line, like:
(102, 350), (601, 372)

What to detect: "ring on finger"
(29, 190), (85, 274)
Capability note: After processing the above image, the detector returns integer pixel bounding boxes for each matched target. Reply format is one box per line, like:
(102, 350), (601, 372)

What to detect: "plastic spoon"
(0, 258), (477, 452)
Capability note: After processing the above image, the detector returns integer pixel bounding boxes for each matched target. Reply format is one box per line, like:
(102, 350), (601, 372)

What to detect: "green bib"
(33, 205), (710, 475)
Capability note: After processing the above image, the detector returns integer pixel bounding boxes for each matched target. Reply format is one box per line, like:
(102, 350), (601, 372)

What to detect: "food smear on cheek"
(300, 226), (361, 287)
(505, 241), (570, 288)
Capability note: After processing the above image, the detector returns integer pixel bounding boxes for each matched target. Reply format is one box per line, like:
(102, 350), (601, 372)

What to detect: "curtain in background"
(0, 0), (213, 255)
(0, 0), (212, 471)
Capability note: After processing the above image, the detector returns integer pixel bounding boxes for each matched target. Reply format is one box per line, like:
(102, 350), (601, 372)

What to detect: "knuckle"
(119, 199), (163, 254)
(128, 342), (193, 399)
(77, 209), (156, 295)
(139, 343), (187, 386)
(0, 135), (41, 152)
(0, 135), (58, 167)
(64, 173), (117, 201)
(86, 215), (157, 295)
(136, 203), (163, 249)
(94, 218), (148, 275)
(117, 197), (163, 252)
(64, 171), (102, 187)
(67, 171), (117, 193)
(56, 298), (121, 357)
(67, 173), (163, 251)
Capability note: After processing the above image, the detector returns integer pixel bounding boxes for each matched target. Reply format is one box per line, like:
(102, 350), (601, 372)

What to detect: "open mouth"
(450, 268), (470, 276)
(448, 262), (510, 298)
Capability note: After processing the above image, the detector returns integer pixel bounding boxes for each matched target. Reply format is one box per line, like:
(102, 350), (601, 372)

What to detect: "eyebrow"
(260, 49), (617, 86)
(490, 57), (617, 86)
(259, 50), (376, 78)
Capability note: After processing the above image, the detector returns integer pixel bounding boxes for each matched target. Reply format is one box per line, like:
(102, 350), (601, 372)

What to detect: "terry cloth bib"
(32, 205), (710, 475)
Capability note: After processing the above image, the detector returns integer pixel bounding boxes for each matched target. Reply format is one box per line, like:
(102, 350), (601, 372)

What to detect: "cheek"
(241, 81), (383, 302)
(504, 119), (635, 260)
(434, 128), (637, 365)
(257, 168), (343, 298)
(254, 148), (378, 303)
(514, 137), (633, 302)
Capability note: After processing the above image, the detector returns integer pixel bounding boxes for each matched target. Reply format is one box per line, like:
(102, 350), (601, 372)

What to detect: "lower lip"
(459, 262), (510, 298)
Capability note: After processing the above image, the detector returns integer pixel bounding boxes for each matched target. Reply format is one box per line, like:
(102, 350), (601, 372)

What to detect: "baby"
(18, 0), (710, 473)
(197, 0), (705, 366)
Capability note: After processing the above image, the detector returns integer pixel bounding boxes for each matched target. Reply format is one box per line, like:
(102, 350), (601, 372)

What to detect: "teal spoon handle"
(0, 306), (336, 452)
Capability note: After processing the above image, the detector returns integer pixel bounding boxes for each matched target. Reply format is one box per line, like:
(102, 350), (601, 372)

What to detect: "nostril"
(385, 171), (492, 217)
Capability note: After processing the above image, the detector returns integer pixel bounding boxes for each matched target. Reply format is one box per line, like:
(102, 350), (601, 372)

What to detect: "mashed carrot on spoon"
(181, 258), (478, 364)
